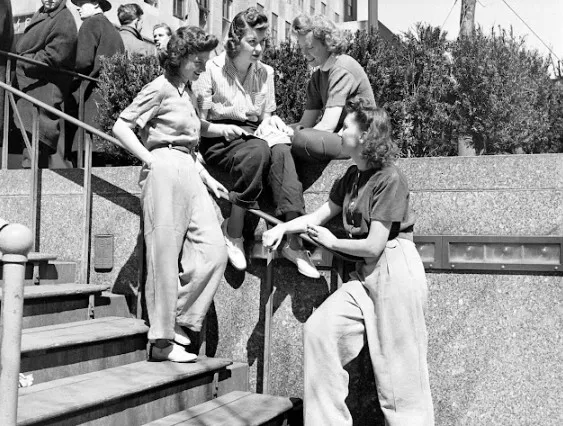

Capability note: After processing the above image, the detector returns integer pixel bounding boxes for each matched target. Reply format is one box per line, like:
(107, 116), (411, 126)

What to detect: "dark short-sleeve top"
(329, 164), (415, 240)
(306, 54), (376, 129)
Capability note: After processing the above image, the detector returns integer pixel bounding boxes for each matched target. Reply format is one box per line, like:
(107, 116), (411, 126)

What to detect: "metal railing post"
(0, 221), (33, 425)
(30, 107), (40, 251)
(1, 59), (11, 169)
(262, 248), (275, 395)
(80, 130), (93, 285)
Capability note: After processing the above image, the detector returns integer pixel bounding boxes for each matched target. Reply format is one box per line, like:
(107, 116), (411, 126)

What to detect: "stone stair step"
(144, 390), (302, 426)
(17, 357), (233, 426)
(0, 283), (109, 300)
(16, 317), (148, 384)
(0, 252), (63, 285)
(0, 283), (110, 328)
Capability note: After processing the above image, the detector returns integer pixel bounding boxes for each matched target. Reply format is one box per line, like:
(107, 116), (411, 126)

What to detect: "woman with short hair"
(193, 7), (319, 279)
(291, 14), (376, 162)
(112, 26), (232, 363)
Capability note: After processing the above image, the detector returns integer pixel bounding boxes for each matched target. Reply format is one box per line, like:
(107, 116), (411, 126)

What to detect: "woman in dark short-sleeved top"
(263, 98), (434, 426)
(290, 14), (375, 163)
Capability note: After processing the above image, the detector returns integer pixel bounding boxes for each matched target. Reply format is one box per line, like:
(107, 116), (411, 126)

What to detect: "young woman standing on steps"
(112, 26), (237, 363)
(263, 98), (434, 425)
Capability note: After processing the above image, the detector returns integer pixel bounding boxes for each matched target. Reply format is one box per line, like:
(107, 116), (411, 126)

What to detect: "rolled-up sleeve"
(326, 67), (356, 108)
(119, 80), (162, 129)
(193, 70), (213, 112)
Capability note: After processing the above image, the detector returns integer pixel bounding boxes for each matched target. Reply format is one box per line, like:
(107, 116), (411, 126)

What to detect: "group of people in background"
(2, 1), (435, 424)
(3, 0), (171, 167)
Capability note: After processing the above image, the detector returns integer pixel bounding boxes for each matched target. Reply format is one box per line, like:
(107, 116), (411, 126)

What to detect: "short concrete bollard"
(0, 221), (33, 426)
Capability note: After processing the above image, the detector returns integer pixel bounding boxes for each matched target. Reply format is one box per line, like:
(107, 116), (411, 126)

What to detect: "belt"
(149, 143), (196, 154)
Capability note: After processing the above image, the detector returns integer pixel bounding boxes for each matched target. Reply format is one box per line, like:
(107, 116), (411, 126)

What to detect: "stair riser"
(21, 336), (147, 384)
(21, 373), (219, 426)
(0, 262), (76, 285)
(0, 296), (91, 328)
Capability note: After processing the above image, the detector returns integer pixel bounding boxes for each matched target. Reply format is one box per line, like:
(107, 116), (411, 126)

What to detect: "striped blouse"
(192, 52), (276, 123)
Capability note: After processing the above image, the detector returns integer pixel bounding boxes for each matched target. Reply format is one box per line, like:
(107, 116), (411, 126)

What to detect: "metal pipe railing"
(0, 81), (123, 284)
(0, 50), (99, 84)
(0, 219), (33, 425)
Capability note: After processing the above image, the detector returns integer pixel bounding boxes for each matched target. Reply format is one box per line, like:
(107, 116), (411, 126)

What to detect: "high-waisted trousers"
(139, 148), (228, 341)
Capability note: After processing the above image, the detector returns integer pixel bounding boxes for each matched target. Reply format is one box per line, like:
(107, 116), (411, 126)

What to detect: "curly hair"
(162, 26), (218, 76)
(345, 97), (398, 169)
(225, 7), (269, 59)
(291, 14), (348, 54)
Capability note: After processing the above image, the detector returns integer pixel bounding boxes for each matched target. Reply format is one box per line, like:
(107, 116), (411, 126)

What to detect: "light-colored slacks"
(139, 148), (228, 341)
(304, 238), (434, 426)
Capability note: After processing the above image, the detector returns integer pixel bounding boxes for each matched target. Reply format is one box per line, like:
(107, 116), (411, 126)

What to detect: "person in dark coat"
(118, 3), (154, 56)
(14, 0), (77, 166)
(70, 0), (124, 160)
(0, 0), (14, 141)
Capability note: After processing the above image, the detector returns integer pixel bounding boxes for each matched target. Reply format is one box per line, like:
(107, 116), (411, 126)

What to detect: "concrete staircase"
(0, 254), (302, 425)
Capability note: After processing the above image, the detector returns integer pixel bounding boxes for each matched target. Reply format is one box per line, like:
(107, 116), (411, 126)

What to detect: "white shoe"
(281, 243), (320, 279)
(150, 342), (197, 363)
(174, 324), (191, 347)
(221, 219), (247, 270)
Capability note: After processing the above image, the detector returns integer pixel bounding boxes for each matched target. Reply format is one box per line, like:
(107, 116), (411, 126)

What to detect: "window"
(345, 0), (356, 20)
(321, 2), (326, 15)
(310, 1), (315, 16)
(271, 13), (278, 45)
(298, 0), (304, 8)
(199, 0), (209, 28)
(173, 0), (186, 19)
(144, 0), (158, 7)
(285, 21), (291, 40)
(257, 3), (264, 11)
(335, 12), (340, 22)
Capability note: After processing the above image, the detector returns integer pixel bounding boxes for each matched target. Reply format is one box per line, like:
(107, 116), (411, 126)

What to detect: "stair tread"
(0, 252), (58, 262)
(20, 316), (148, 353)
(144, 391), (295, 426)
(0, 283), (109, 300)
(17, 358), (233, 425)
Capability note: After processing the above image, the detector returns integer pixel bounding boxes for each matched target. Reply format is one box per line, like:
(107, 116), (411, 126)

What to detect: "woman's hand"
(262, 225), (286, 250)
(200, 170), (229, 198)
(220, 124), (249, 142)
(258, 116), (294, 136)
(307, 225), (337, 249)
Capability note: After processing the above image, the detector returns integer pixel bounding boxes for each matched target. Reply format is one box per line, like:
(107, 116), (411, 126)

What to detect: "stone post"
(0, 221), (33, 426)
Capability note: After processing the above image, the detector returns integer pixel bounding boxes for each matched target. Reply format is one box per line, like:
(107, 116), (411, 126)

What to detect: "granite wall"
(0, 154), (561, 425)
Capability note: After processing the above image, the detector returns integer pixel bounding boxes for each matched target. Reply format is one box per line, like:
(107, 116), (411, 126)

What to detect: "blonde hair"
(292, 14), (348, 54)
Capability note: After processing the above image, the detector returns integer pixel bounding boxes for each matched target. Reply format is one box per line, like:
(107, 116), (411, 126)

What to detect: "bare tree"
(459, 0), (477, 38)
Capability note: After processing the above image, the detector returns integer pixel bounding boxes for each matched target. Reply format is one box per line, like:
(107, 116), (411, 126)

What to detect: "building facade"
(10, 0), (359, 48)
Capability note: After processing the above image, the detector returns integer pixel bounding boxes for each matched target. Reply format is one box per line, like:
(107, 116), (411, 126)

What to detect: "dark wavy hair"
(162, 26), (218, 76)
(345, 97), (398, 169)
(225, 7), (269, 59)
(117, 3), (143, 26)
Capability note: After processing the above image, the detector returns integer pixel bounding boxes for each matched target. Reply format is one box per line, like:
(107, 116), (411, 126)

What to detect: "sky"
(372, 0), (563, 75)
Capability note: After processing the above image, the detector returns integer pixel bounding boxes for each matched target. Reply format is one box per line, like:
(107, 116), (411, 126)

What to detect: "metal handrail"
(0, 219), (33, 425)
(0, 80), (120, 285)
(0, 49), (100, 84)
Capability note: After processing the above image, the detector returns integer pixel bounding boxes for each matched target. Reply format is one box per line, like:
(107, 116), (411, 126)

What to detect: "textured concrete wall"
(0, 154), (561, 425)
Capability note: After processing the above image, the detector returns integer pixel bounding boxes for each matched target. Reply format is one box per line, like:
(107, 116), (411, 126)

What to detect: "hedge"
(96, 24), (563, 165)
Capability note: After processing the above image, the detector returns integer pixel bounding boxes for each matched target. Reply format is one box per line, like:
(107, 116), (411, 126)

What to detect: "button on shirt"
(119, 74), (200, 151)
(192, 52), (276, 122)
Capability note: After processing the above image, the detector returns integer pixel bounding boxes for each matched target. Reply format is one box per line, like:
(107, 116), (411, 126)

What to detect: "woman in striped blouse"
(193, 7), (319, 279)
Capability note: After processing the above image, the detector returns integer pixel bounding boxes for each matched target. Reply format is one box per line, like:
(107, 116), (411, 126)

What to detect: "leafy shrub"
(95, 53), (161, 165)
(452, 27), (554, 153)
(262, 40), (311, 124)
(95, 26), (562, 164)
